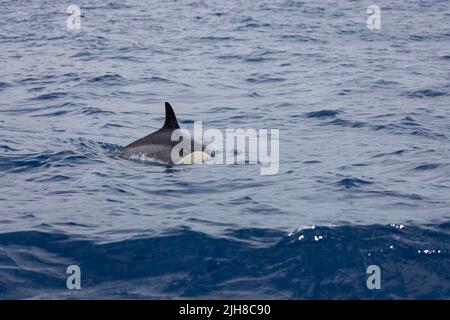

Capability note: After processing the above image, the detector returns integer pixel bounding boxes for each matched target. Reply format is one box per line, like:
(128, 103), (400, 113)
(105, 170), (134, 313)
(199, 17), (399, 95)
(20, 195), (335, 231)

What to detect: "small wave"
(281, 34), (324, 43)
(86, 74), (124, 84)
(244, 56), (275, 63)
(208, 106), (237, 113)
(303, 160), (321, 164)
(70, 51), (92, 58)
(0, 145), (18, 152)
(197, 36), (234, 41)
(0, 151), (95, 173)
(64, 138), (122, 155)
(401, 116), (421, 127)
(216, 53), (243, 61)
(336, 177), (373, 188)
(16, 75), (56, 85)
(101, 123), (127, 129)
(82, 3), (131, 10)
(406, 89), (447, 98)
(372, 79), (401, 87)
(32, 92), (67, 100)
(305, 110), (341, 118)
(235, 18), (271, 30)
(0, 81), (12, 91)
(372, 149), (407, 158)
(142, 76), (191, 87)
(81, 107), (115, 116)
(415, 164), (440, 171)
(246, 74), (285, 84)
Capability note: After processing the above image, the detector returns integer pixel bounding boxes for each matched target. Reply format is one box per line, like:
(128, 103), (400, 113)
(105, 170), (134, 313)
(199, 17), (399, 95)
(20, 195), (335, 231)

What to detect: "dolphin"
(120, 102), (213, 164)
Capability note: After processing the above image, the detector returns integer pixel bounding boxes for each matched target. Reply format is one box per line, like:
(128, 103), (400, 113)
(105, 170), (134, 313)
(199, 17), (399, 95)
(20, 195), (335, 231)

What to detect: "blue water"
(1, 0), (450, 299)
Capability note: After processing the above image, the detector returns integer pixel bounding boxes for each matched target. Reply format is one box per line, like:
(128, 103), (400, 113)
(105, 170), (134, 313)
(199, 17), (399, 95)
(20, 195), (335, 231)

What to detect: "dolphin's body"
(120, 102), (213, 164)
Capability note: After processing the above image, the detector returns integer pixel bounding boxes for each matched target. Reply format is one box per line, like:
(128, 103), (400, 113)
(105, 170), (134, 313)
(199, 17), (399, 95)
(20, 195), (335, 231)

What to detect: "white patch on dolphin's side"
(176, 151), (211, 165)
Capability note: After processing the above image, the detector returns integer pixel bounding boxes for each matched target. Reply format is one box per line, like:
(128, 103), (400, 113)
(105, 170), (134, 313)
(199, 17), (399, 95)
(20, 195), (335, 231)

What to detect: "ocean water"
(1, 0), (450, 299)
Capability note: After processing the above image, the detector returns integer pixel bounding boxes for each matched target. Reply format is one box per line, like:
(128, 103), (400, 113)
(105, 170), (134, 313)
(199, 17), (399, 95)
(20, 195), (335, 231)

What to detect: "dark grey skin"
(120, 102), (213, 164)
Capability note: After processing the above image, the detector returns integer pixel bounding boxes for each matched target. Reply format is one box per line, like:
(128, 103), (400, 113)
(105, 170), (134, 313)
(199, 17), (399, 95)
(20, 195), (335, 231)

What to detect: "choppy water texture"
(1, 0), (450, 299)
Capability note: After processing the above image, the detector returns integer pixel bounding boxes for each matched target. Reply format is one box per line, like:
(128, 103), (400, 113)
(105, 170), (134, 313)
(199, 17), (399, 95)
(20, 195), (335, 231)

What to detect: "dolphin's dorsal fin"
(163, 102), (180, 129)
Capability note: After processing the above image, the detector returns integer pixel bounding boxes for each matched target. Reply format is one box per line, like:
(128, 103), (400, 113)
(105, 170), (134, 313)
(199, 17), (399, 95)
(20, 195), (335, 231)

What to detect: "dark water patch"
(235, 18), (271, 30)
(101, 123), (127, 129)
(408, 128), (447, 140)
(27, 86), (46, 93)
(53, 222), (93, 228)
(415, 164), (440, 171)
(32, 109), (71, 117)
(372, 79), (401, 87)
(352, 163), (368, 167)
(438, 221), (450, 230)
(372, 149), (407, 158)
(32, 92), (67, 100)
(338, 89), (352, 96)
(196, 36), (234, 42)
(373, 113), (397, 118)
(0, 145), (18, 152)
(303, 160), (321, 164)
(244, 55), (275, 63)
(364, 190), (424, 201)
(107, 55), (143, 63)
(246, 74), (285, 84)
(0, 82), (12, 91)
(28, 174), (73, 183)
(80, 107), (115, 116)
(179, 119), (194, 124)
(336, 177), (373, 188)
(16, 75), (56, 85)
(401, 116), (421, 127)
(86, 74), (124, 85)
(281, 34), (324, 43)
(61, 73), (83, 82)
(269, 102), (294, 109)
(216, 53), (244, 61)
(0, 224), (448, 299)
(406, 89), (447, 98)
(243, 49), (285, 63)
(70, 51), (93, 59)
(246, 91), (262, 97)
(212, 11), (226, 17)
(409, 35), (427, 42)
(83, 2), (131, 10)
(305, 110), (341, 118)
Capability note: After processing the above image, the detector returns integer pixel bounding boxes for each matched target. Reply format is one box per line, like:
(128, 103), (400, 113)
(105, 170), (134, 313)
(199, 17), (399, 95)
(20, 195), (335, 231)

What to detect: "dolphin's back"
(120, 128), (177, 162)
